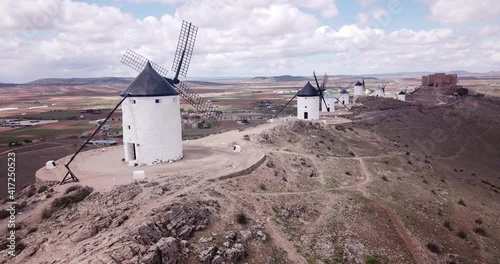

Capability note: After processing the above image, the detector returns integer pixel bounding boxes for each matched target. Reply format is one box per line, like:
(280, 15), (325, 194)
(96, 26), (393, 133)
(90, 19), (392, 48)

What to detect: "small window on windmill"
(128, 125), (131, 129)
(305, 106), (307, 108)
(155, 99), (160, 103)
(133, 100), (136, 104)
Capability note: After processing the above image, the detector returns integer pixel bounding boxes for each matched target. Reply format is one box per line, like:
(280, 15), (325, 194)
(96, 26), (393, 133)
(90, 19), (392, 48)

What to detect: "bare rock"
(239, 230), (252, 242)
(224, 243), (245, 261)
(211, 255), (224, 264)
(256, 231), (267, 241)
(112, 214), (129, 228)
(199, 246), (218, 264)
(142, 237), (179, 264)
(106, 183), (143, 205)
(225, 230), (237, 241)
(199, 236), (214, 243)
(346, 241), (365, 264)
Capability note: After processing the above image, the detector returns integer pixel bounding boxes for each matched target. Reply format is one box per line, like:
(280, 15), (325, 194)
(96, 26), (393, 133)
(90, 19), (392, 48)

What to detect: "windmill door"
(127, 142), (136, 161)
(304, 112), (308, 119)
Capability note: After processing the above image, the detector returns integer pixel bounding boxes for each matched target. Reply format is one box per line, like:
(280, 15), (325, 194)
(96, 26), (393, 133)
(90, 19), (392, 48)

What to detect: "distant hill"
(0, 83), (18, 88)
(184, 81), (228, 86)
(252, 75), (310, 82)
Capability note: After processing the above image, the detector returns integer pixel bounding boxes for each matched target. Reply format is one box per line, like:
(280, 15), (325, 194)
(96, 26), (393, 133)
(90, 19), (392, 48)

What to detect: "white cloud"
(357, 7), (390, 27)
(0, 0), (498, 82)
(358, 0), (377, 7)
(425, 0), (500, 24)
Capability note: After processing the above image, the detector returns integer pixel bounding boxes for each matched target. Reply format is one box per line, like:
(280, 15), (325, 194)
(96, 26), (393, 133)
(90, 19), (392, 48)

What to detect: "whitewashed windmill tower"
(339, 89), (350, 105)
(353, 80), (364, 96)
(121, 62), (183, 164)
(297, 82), (320, 120)
(397, 90), (406, 101)
(374, 84), (385, 97)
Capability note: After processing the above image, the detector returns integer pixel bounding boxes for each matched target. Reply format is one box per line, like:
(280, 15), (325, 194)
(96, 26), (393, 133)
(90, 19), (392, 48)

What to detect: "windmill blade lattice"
(121, 49), (169, 77)
(321, 73), (328, 91)
(172, 21), (198, 80)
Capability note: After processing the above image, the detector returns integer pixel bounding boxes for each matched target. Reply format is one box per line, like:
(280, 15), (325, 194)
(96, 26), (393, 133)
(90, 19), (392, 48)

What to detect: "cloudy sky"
(1, 0), (499, 83)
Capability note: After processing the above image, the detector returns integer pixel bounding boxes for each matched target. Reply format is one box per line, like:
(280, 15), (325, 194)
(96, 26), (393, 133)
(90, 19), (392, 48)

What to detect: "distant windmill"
(272, 72), (350, 119)
(353, 76), (366, 96)
(374, 84), (386, 97)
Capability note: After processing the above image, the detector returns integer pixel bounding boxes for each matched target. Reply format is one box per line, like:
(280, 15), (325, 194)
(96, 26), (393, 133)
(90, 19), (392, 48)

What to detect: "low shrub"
(365, 255), (380, 264)
(426, 243), (440, 254)
(41, 207), (53, 219)
(473, 227), (487, 237)
(236, 212), (248, 225)
(457, 230), (467, 240)
(52, 186), (93, 210)
(25, 185), (36, 198)
(27, 227), (38, 234)
(444, 220), (453, 231)
(0, 210), (9, 220)
(37, 185), (48, 193)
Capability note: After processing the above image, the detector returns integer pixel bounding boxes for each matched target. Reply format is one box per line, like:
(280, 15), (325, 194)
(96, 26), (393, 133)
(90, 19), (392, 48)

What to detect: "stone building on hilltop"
(421, 73), (464, 93)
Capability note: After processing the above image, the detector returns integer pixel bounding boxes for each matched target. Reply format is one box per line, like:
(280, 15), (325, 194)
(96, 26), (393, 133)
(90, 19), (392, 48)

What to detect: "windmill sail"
(121, 21), (221, 125)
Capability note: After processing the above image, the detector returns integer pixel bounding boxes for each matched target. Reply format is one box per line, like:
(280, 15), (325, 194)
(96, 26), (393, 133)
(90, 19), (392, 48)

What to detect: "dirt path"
(221, 189), (308, 264)
(351, 150), (428, 264)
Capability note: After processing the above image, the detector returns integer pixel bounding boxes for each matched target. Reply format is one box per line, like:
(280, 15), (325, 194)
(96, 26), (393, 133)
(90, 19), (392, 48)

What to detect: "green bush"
(366, 255), (380, 264)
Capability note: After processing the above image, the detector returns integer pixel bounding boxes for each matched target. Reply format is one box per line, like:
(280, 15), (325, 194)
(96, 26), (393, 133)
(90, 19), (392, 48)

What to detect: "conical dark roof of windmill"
(297, 82), (319, 97)
(121, 62), (179, 97)
(398, 91), (406, 95)
(355, 81), (363, 86)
